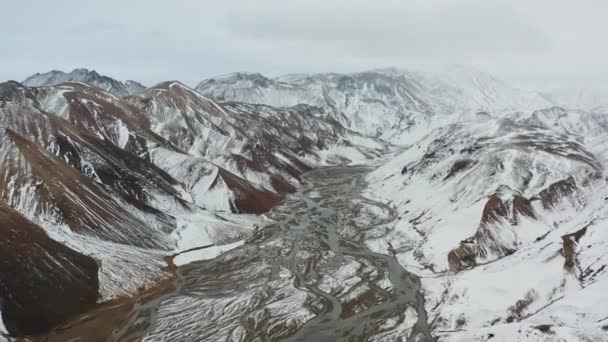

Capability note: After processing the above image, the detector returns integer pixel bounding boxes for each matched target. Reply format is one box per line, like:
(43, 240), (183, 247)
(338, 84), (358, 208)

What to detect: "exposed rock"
(448, 243), (477, 271)
(3, 128), (176, 249)
(448, 175), (583, 272)
(0, 200), (99, 336)
(534, 324), (554, 334)
(480, 195), (509, 225)
(213, 169), (282, 214)
(537, 177), (577, 210)
(506, 290), (537, 323)
(444, 159), (474, 180)
(511, 195), (536, 223)
(448, 193), (536, 271)
(561, 226), (587, 272)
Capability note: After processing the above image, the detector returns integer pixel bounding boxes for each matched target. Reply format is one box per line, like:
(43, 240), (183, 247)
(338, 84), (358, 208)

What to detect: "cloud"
(0, 0), (606, 87)
(226, 0), (550, 57)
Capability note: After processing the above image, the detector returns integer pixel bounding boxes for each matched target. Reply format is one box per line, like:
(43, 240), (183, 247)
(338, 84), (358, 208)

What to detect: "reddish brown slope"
(0, 200), (99, 336)
(4, 129), (176, 249)
(448, 178), (579, 271)
(212, 168), (283, 214)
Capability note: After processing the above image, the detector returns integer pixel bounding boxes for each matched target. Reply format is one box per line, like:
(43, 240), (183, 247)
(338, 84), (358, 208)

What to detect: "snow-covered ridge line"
(23, 68), (145, 97)
(195, 66), (556, 143)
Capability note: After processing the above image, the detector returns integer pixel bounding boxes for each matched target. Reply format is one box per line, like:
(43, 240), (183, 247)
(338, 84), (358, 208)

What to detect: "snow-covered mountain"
(0, 75), (389, 338)
(196, 66), (552, 144)
(0, 82), (236, 335)
(22, 68), (146, 97)
(126, 81), (387, 184)
(194, 66), (608, 341)
(2, 65), (608, 342)
(365, 109), (608, 340)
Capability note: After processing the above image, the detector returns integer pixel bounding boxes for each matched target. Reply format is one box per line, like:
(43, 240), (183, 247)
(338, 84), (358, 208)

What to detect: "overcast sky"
(1, 0), (606, 88)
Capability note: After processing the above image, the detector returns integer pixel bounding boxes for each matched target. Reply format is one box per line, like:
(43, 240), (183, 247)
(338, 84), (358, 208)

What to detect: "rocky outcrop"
(214, 169), (283, 214)
(561, 226), (588, 272)
(448, 192), (537, 271)
(448, 178), (579, 271)
(537, 177), (577, 210)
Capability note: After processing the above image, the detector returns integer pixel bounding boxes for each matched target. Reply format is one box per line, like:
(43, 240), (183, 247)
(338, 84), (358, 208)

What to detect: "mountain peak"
(22, 68), (145, 97)
(198, 72), (273, 89)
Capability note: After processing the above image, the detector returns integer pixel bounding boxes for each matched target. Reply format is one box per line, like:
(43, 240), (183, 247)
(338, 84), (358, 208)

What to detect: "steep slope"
(128, 81), (386, 185)
(23, 68), (145, 97)
(0, 200), (100, 336)
(1, 81), (285, 214)
(196, 71), (434, 141)
(0, 81), (280, 338)
(414, 65), (551, 114)
(0, 125), (177, 249)
(196, 67), (551, 143)
(365, 110), (608, 340)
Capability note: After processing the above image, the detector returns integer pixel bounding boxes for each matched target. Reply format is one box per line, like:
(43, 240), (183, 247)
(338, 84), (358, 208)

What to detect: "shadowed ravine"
(87, 166), (434, 341)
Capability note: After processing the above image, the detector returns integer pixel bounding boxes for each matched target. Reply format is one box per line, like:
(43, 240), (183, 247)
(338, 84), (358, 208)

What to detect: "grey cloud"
(0, 0), (606, 87)
(226, 0), (551, 57)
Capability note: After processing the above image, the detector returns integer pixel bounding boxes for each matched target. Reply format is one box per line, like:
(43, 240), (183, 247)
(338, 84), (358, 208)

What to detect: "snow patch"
(116, 119), (130, 149)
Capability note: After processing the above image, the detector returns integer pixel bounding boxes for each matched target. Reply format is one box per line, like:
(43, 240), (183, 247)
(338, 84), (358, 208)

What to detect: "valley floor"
(23, 163), (608, 342)
(32, 166), (434, 341)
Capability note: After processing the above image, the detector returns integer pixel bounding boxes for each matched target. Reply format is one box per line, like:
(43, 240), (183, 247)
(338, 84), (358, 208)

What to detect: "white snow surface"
(364, 108), (608, 340)
(196, 66), (552, 143)
(0, 314), (6, 336)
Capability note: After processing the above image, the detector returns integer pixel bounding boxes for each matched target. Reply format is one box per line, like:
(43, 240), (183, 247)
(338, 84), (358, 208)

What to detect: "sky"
(1, 0), (607, 88)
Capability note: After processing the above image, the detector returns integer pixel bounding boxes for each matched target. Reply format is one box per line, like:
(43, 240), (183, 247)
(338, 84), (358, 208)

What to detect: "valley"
(1, 67), (607, 341)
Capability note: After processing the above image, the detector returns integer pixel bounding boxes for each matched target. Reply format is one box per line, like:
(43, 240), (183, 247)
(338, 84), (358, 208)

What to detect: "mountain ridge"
(3, 65), (608, 341)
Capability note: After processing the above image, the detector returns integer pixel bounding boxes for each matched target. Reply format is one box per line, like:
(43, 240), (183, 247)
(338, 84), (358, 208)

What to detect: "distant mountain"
(22, 68), (145, 97)
(126, 81), (386, 189)
(540, 87), (608, 111)
(196, 66), (552, 143)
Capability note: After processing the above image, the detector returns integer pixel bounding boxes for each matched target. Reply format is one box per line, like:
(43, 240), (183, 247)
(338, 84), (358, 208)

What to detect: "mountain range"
(1, 67), (607, 341)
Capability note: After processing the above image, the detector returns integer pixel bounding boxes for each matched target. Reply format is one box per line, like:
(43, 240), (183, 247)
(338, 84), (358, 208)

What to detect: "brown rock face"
(561, 226), (587, 271)
(448, 177), (581, 272)
(538, 177), (577, 209)
(270, 175), (297, 194)
(230, 153), (297, 194)
(448, 244), (477, 271)
(512, 195), (536, 223)
(0, 200), (99, 336)
(213, 169), (283, 214)
(5, 129), (175, 249)
(448, 193), (537, 271)
(480, 195), (509, 225)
